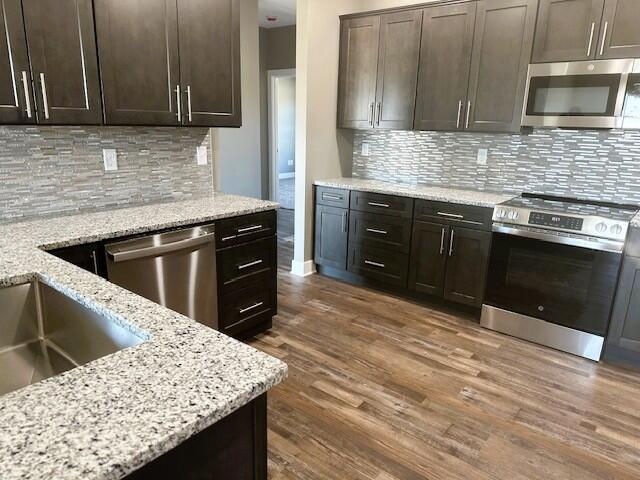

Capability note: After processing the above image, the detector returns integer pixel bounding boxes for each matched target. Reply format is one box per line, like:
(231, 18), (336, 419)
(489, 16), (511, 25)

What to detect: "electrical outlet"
(477, 148), (488, 166)
(103, 149), (118, 171)
(196, 146), (208, 165)
(287, 159), (294, 167)
(361, 142), (370, 156)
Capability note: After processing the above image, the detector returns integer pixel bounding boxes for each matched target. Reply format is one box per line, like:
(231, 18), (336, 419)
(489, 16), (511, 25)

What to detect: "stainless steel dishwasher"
(105, 224), (218, 329)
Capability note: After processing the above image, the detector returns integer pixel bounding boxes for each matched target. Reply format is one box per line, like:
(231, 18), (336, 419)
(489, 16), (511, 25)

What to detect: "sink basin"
(0, 282), (144, 396)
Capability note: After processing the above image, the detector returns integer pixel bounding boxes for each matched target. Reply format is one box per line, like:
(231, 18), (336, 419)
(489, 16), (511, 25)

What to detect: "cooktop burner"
(494, 193), (639, 242)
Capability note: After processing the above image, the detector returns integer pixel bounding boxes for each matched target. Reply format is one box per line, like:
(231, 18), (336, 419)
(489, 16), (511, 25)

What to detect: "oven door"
(521, 59), (634, 129)
(484, 231), (622, 336)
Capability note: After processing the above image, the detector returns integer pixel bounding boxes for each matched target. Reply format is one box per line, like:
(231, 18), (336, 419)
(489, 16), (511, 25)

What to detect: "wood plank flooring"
(248, 210), (640, 479)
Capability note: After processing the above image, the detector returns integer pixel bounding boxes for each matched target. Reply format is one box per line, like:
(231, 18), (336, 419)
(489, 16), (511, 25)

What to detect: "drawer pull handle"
(323, 194), (342, 200)
(222, 235), (237, 242)
(366, 228), (387, 235)
(449, 230), (455, 257)
(437, 212), (464, 219)
(364, 260), (385, 268)
(238, 224), (263, 233)
(238, 259), (263, 270)
(368, 202), (390, 208)
(239, 301), (264, 314)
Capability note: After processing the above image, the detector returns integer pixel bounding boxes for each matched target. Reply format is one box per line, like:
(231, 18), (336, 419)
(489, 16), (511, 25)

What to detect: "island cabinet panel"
(94, 0), (181, 126)
(465, 0), (538, 133)
(177, 0), (241, 126)
(374, 10), (423, 130)
(0, 0), (34, 124)
(123, 394), (267, 480)
(598, 0), (640, 59)
(414, 2), (476, 131)
(337, 15), (381, 129)
(22, 0), (102, 125)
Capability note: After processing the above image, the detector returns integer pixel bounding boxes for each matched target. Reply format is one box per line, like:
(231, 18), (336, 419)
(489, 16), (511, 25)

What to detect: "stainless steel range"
(482, 193), (638, 361)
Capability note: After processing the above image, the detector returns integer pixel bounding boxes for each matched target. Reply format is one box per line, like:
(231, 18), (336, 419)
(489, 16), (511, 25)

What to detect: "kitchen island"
(0, 194), (287, 480)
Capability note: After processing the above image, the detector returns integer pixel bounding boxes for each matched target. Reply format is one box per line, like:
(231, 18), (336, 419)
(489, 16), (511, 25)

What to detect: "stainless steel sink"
(0, 282), (144, 396)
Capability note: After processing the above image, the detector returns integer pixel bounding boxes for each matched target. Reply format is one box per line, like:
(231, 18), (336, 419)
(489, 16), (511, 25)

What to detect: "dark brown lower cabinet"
(347, 243), (409, 287)
(315, 204), (349, 270)
(123, 394), (267, 480)
(49, 243), (107, 278)
(408, 221), (449, 296)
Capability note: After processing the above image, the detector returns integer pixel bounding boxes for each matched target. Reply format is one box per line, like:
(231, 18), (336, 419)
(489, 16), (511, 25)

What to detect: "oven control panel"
(528, 212), (584, 231)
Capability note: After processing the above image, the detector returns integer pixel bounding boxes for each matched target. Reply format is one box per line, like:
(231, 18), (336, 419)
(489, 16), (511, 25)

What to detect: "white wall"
(293, 0), (432, 275)
(215, 0), (262, 199)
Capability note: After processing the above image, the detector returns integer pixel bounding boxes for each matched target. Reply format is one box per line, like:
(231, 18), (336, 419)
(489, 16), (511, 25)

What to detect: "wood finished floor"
(248, 209), (640, 479)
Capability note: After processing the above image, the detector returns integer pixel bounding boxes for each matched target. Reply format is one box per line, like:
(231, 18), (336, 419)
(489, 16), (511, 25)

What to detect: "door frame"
(268, 68), (296, 203)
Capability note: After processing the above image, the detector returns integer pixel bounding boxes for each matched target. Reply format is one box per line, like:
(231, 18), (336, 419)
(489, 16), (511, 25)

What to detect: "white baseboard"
(290, 259), (316, 277)
(279, 172), (295, 180)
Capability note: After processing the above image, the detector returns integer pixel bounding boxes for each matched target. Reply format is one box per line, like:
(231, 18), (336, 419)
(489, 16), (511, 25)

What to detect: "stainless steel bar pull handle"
(368, 202), (389, 208)
(439, 228), (446, 255)
(238, 259), (263, 270)
(368, 102), (374, 126)
(323, 194), (342, 200)
(237, 224), (262, 233)
(186, 85), (193, 122)
(342, 213), (347, 233)
(39, 73), (49, 120)
(366, 228), (387, 235)
(599, 21), (608, 56)
(465, 101), (471, 129)
(448, 230), (455, 257)
(364, 260), (385, 268)
(376, 102), (381, 126)
(239, 302), (264, 314)
(437, 211), (464, 219)
(456, 100), (463, 129)
(587, 22), (595, 57)
(107, 231), (216, 263)
(21, 71), (32, 118)
(176, 84), (182, 121)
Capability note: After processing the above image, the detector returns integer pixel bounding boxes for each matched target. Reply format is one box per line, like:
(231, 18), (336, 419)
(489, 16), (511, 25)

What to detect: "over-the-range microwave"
(521, 58), (640, 129)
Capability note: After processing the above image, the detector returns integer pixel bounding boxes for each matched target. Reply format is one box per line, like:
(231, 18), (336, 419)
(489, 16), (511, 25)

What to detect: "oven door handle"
(492, 224), (624, 253)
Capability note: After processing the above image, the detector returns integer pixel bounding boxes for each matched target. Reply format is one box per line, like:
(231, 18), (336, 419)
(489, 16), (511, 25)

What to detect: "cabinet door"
(466, 0), (537, 133)
(607, 256), (640, 354)
(177, 0), (241, 127)
(337, 16), (380, 129)
(94, 0), (180, 126)
(408, 222), (449, 297)
(315, 205), (349, 270)
(0, 0), (34, 124)
(598, 0), (640, 59)
(444, 227), (491, 307)
(532, 0), (605, 62)
(22, 0), (102, 125)
(374, 10), (422, 130)
(414, 3), (476, 131)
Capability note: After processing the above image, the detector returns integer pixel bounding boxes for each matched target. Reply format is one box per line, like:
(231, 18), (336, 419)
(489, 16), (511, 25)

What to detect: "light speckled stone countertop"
(632, 212), (640, 228)
(0, 194), (287, 480)
(314, 178), (513, 208)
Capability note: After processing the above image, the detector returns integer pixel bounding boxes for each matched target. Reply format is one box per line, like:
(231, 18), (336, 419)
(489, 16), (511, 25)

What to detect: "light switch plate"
(103, 149), (118, 171)
(197, 145), (208, 166)
(361, 142), (370, 156)
(477, 148), (488, 165)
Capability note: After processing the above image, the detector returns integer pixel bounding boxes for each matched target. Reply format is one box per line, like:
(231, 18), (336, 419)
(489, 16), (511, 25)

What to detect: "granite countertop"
(314, 178), (513, 208)
(632, 212), (640, 228)
(0, 193), (287, 480)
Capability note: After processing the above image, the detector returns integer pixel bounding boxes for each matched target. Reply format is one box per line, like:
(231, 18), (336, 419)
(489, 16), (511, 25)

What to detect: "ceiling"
(258, 0), (296, 28)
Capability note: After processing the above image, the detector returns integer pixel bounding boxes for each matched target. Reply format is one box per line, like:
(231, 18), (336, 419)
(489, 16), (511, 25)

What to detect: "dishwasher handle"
(107, 230), (216, 263)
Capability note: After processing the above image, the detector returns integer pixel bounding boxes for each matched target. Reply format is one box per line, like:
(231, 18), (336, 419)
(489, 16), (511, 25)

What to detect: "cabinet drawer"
(216, 211), (276, 248)
(316, 186), (350, 208)
(218, 237), (276, 293)
(348, 244), (409, 287)
(220, 281), (276, 337)
(350, 191), (414, 218)
(349, 211), (412, 253)
(414, 200), (493, 231)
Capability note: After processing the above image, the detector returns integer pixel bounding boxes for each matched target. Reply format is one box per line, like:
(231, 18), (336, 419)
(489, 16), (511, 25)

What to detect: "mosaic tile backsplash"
(353, 129), (640, 205)
(0, 126), (214, 221)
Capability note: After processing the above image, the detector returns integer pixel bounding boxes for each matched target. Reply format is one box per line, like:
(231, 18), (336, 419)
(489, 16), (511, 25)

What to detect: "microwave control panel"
(528, 212), (584, 231)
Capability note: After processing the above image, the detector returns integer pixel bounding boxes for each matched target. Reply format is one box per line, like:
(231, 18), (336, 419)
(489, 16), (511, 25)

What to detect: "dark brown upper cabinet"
(337, 16), (381, 129)
(0, 0), (34, 124)
(94, 0), (181, 126)
(177, 0), (241, 127)
(338, 11), (422, 130)
(22, 0), (102, 125)
(598, 0), (640, 59)
(414, 2), (476, 131)
(466, 0), (538, 133)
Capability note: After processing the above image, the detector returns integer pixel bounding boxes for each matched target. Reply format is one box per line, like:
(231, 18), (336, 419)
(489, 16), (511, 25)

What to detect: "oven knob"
(507, 210), (519, 220)
(595, 222), (608, 233)
(610, 224), (623, 236)
(496, 209), (506, 219)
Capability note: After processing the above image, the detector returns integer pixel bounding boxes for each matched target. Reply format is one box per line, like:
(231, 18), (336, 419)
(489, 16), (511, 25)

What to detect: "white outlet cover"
(197, 146), (208, 165)
(477, 148), (488, 165)
(361, 142), (370, 156)
(287, 159), (294, 166)
(103, 149), (118, 171)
